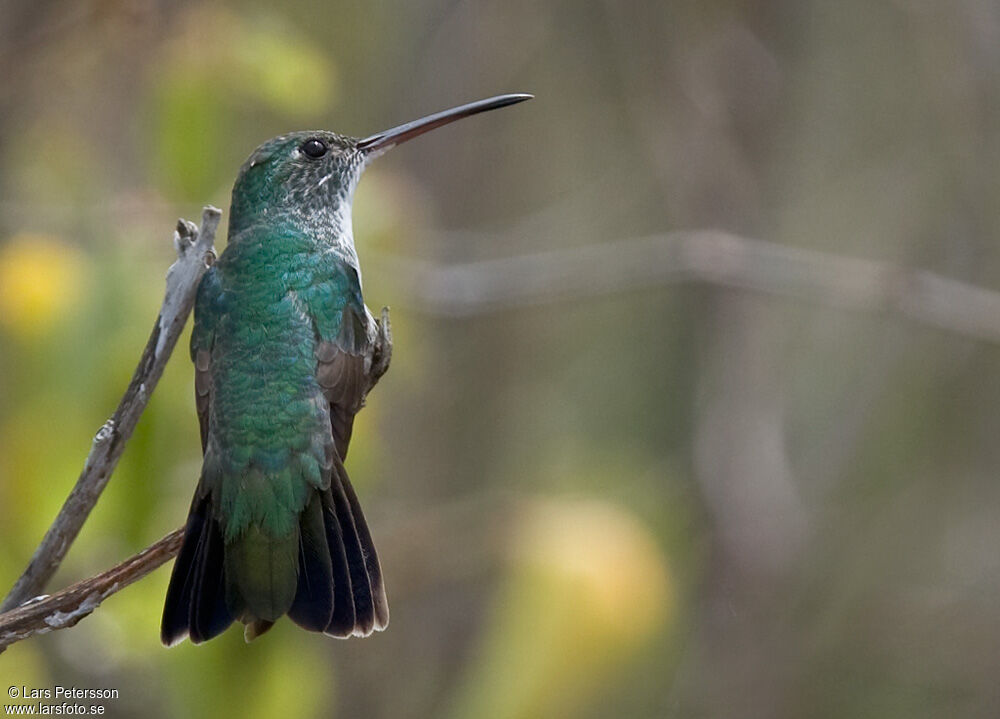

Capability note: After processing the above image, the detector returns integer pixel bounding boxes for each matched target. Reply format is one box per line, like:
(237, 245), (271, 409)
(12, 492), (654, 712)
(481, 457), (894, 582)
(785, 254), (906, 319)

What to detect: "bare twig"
(0, 529), (184, 650)
(377, 230), (1000, 345)
(0, 207), (221, 614)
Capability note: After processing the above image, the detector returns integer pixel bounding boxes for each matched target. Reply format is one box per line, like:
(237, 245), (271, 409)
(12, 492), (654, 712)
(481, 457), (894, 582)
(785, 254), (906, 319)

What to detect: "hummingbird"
(161, 93), (533, 645)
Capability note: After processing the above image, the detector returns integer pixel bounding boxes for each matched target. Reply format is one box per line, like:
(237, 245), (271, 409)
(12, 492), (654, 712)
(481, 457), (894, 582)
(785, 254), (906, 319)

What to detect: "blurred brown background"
(2, 0), (1000, 717)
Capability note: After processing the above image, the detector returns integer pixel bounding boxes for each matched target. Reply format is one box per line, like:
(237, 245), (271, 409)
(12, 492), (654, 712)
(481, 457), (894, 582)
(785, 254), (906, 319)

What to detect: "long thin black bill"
(357, 93), (533, 156)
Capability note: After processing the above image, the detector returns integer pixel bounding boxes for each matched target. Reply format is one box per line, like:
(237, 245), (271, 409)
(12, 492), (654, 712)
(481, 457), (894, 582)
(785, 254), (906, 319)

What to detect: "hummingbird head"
(227, 93), (533, 240)
(228, 130), (364, 237)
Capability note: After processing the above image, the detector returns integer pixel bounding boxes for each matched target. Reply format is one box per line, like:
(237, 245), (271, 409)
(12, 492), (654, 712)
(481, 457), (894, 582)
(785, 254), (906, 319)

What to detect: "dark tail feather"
(160, 498), (205, 646)
(338, 463), (389, 630)
(322, 458), (389, 637)
(161, 493), (235, 646)
(321, 488), (357, 636)
(189, 508), (231, 643)
(288, 494), (335, 631)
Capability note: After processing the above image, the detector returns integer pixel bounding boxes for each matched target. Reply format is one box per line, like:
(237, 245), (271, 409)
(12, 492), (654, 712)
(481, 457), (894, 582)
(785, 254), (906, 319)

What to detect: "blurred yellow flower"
(0, 233), (89, 339)
(513, 497), (674, 639)
(450, 497), (674, 719)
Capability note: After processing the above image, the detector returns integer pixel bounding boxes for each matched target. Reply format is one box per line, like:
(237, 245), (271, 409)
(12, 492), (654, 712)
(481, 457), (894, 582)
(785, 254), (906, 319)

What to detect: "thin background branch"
(376, 230), (1000, 345)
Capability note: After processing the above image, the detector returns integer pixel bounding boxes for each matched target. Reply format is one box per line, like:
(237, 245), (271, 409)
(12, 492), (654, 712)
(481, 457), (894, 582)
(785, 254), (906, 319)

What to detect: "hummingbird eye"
(300, 138), (328, 159)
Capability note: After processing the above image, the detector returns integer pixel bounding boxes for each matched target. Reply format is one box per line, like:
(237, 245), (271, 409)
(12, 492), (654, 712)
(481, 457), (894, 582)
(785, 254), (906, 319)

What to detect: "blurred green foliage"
(149, 8), (337, 200)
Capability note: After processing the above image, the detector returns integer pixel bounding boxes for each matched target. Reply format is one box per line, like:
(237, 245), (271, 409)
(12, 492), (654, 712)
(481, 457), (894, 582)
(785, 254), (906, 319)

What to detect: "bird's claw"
(369, 306), (393, 388)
